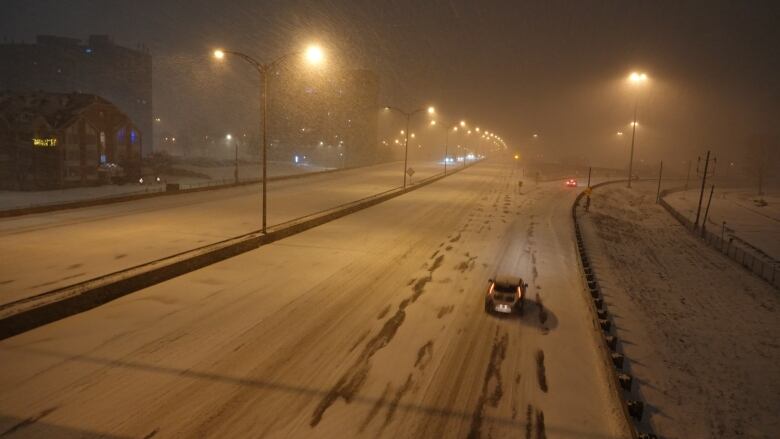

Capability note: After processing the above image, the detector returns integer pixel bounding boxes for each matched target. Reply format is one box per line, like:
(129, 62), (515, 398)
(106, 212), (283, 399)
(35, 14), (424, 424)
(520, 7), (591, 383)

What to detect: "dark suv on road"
(485, 275), (527, 315)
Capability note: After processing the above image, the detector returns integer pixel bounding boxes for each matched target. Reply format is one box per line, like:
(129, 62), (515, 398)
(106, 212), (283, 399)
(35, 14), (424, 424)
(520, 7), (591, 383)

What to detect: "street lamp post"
(384, 105), (434, 188)
(627, 71), (647, 188)
(431, 120), (457, 175)
(214, 45), (324, 233)
(226, 134), (238, 184)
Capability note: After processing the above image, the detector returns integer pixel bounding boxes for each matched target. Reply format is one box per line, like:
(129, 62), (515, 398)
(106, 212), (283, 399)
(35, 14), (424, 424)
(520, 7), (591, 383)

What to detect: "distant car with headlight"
(485, 275), (527, 315)
(566, 178), (577, 187)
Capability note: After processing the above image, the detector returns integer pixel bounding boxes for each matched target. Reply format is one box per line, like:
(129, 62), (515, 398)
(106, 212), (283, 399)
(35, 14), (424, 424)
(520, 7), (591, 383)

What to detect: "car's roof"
(494, 274), (522, 286)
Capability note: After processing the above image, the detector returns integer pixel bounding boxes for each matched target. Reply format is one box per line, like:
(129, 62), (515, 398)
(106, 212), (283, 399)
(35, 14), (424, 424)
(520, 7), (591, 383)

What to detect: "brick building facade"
(0, 92), (142, 189)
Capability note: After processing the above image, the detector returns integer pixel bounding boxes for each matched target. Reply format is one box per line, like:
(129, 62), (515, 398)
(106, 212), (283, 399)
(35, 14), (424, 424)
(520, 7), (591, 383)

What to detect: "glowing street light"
(225, 133), (239, 183)
(617, 131), (624, 136)
(629, 72), (648, 83)
(213, 43), (327, 232)
(304, 45), (325, 65)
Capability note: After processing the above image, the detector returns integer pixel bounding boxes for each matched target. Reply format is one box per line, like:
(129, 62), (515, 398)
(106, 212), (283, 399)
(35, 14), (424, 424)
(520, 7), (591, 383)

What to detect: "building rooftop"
(0, 92), (112, 131)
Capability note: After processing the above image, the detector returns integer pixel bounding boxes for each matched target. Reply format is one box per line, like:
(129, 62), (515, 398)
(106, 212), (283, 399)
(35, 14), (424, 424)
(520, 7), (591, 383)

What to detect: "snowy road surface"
(0, 162), (627, 438)
(0, 161), (444, 305)
(580, 182), (780, 439)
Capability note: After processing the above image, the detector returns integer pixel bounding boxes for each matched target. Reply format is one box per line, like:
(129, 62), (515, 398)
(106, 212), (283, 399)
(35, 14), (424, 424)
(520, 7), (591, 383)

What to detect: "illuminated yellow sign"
(32, 138), (57, 147)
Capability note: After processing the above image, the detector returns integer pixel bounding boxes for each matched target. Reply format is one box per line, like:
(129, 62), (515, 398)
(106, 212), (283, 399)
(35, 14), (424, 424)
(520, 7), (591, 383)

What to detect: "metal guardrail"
(571, 180), (654, 439)
(658, 189), (779, 289)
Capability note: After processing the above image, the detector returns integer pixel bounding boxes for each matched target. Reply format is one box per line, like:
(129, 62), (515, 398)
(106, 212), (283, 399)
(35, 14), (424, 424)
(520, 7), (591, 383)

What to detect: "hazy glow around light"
(629, 71), (648, 83)
(427, 106), (435, 114)
(304, 45), (325, 64)
(213, 49), (225, 59)
(226, 134), (232, 140)
(460, 120), (466, 127)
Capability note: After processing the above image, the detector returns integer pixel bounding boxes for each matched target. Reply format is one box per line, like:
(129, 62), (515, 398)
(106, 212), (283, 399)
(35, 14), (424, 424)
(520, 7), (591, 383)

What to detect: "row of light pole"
(212, 42), (504, 233)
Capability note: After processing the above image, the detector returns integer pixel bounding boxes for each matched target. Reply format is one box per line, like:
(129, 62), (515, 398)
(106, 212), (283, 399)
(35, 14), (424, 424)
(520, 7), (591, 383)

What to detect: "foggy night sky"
(2, 0), (778, 172)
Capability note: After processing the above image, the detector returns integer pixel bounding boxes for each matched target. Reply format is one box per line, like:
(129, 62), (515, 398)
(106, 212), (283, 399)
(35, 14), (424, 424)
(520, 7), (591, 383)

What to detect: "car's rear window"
(495, 284), (516, 293)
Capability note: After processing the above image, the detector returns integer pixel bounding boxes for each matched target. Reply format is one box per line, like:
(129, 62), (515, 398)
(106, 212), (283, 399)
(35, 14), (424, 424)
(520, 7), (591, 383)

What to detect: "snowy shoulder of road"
(664, 187), (780, 261)
(579, 182), (780, 439)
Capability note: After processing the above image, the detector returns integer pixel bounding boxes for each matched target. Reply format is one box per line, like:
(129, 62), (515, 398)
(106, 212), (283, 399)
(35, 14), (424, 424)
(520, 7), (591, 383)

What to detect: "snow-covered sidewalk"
(579, 181), (779, 439)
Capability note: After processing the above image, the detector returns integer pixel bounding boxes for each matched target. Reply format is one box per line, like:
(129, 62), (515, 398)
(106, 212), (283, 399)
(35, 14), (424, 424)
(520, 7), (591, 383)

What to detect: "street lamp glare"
(430, 120), (436, 126)
(304, 45), (325, 65)
(629, 71), (648, 84)
(213, 49), (225, 60)
(427, 106), (435, 114)
(226, 134), (232, 140)
(460, 120), (466, 127)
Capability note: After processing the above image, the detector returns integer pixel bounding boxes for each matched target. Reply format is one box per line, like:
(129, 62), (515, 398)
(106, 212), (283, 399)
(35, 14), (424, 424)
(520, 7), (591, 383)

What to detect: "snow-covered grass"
(664, 187), (780, 261)
(580, 181), (780, 439)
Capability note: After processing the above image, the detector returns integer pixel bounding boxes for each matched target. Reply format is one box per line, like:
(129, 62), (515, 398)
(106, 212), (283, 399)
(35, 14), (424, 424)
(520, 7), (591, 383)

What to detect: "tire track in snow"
(466, 327), (509, 439)
(310, 254), (445, 427)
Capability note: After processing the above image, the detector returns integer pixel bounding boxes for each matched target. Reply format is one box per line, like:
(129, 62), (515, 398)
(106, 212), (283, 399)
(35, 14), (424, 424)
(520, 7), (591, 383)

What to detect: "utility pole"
(587, 166), (592, 187)
(684, 160), (692, 190)
(655, 160), (663, 203)
(702, 184), (715, 235)
(627, 104), (638, 188)
(694, 150), (716, 229)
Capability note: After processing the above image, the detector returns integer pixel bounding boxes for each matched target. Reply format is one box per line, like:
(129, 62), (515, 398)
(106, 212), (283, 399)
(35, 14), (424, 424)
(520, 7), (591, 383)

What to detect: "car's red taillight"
(516, 286), (523, 299)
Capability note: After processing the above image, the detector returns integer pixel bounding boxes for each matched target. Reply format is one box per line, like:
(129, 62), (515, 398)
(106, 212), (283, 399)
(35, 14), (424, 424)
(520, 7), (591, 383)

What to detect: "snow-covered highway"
(0, 162), (627, 438)
(0, 161), (445, 306)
